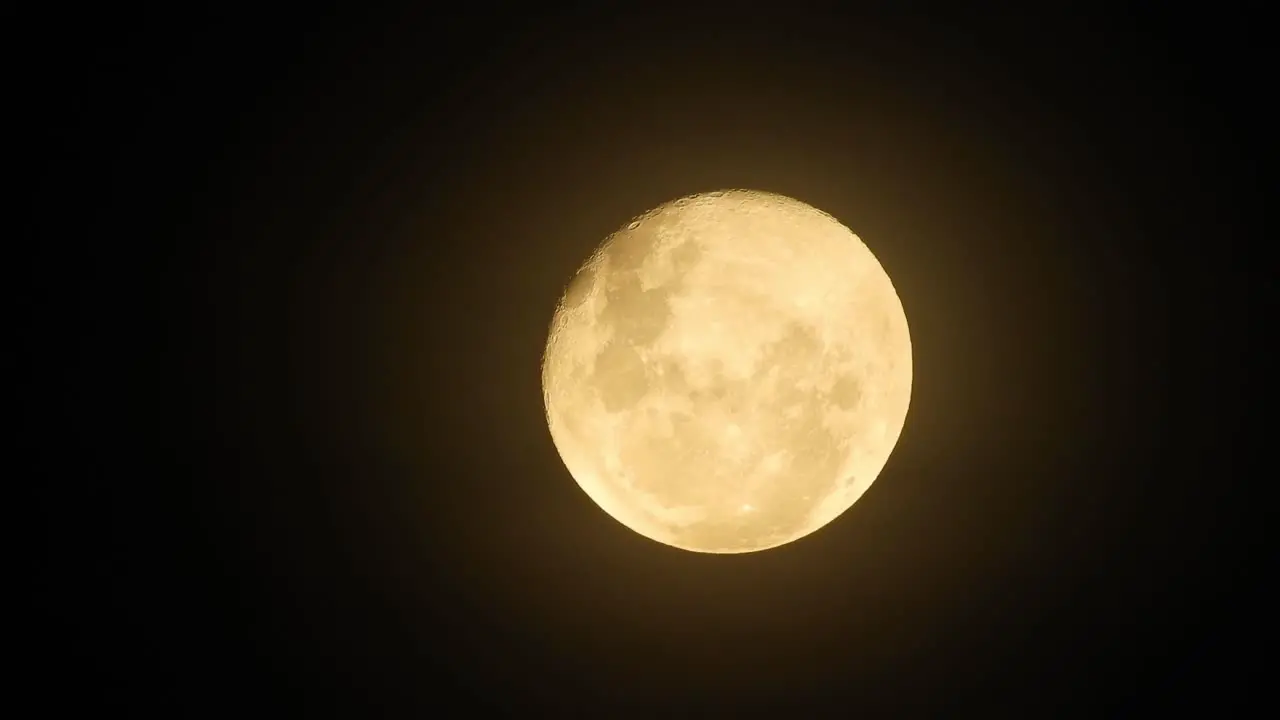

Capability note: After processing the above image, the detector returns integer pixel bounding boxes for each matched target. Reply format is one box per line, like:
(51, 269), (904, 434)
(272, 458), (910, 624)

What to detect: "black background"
(35, 4), (1265, 715)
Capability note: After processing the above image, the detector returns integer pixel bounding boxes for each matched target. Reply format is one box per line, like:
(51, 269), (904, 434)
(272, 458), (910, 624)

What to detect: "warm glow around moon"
(542, 190), (912, 553)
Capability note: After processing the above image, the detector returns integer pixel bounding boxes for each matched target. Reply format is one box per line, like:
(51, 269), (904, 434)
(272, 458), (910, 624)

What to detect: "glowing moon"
(542, 190), (911, 553)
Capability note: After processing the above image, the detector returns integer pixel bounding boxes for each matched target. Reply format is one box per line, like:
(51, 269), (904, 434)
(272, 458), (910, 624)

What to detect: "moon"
(542, 190), (912, 554)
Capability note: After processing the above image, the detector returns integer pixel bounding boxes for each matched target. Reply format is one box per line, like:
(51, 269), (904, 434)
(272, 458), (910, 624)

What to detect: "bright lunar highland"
(542, 190), (912, 553)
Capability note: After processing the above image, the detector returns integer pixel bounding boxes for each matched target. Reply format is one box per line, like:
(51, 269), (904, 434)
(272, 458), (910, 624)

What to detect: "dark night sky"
(35, 5), (1265, 715)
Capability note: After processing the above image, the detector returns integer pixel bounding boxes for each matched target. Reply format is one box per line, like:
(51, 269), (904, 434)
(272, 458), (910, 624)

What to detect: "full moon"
(542, 190), (912, 553)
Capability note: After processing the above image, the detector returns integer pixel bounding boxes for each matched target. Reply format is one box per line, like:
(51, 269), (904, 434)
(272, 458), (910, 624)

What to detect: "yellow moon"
(542, 190), (912, 553)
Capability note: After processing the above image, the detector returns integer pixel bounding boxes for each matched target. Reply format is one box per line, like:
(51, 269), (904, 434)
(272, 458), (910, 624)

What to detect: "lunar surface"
(542, 190), (912, 553)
